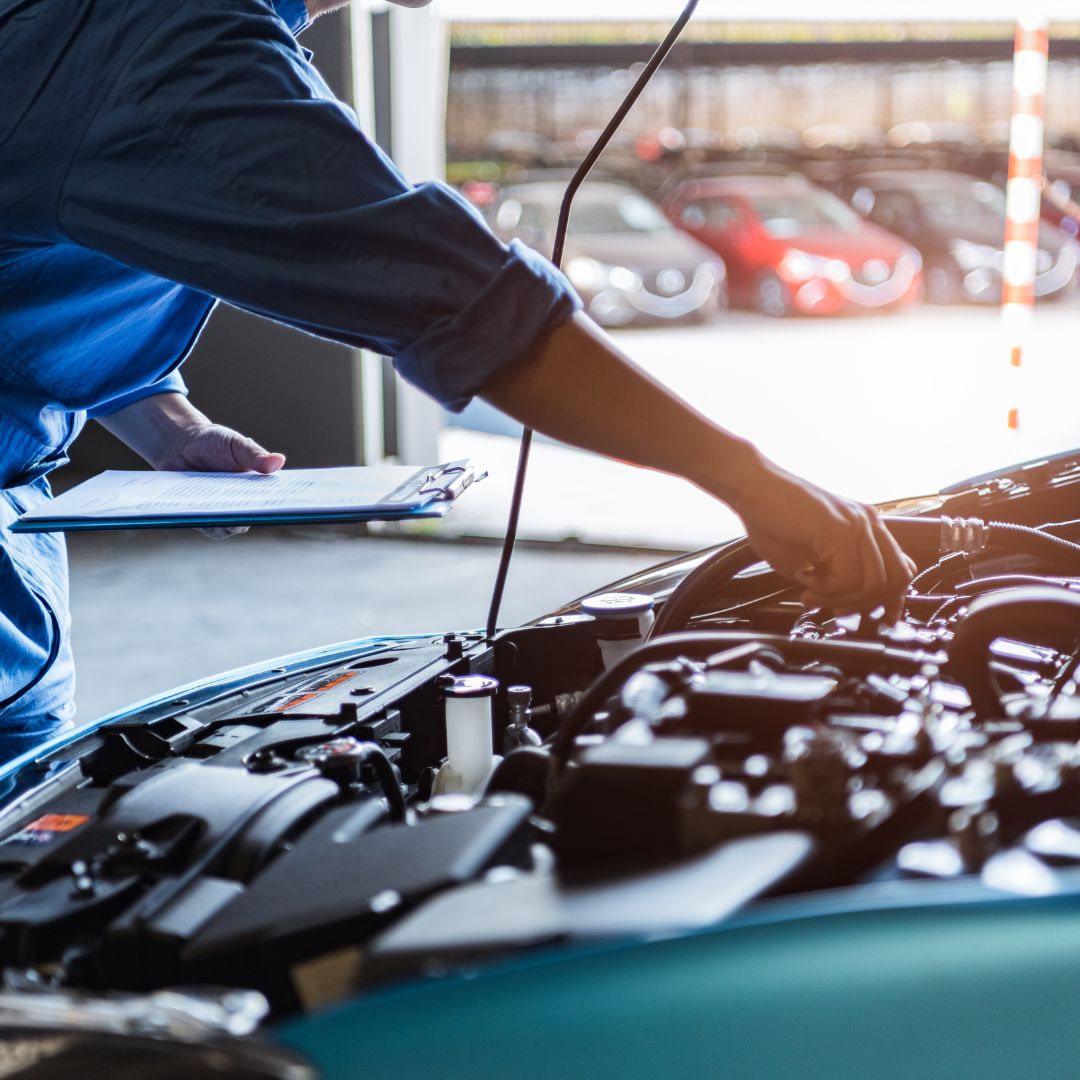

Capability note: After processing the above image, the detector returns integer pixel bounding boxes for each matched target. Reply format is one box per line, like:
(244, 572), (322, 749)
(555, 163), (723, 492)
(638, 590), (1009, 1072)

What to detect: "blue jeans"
(0, 480), (76, 765)
(0, 707), (75, 766)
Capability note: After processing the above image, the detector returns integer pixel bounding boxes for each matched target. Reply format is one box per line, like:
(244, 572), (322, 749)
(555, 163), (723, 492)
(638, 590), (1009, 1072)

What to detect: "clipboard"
(11, 460), (485, 534)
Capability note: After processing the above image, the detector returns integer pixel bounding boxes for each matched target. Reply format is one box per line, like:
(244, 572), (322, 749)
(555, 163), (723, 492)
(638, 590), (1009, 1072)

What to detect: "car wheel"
(925, 263), (961, 304)
(686, 288), (726, 325)
(756, 272), (791, 317)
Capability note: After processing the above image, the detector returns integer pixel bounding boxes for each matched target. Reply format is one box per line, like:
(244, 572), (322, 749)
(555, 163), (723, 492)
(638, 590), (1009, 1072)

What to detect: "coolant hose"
(647, 538), (763, 639)
(886, 517), (1080, 572)
(947, 586), (1080, 716)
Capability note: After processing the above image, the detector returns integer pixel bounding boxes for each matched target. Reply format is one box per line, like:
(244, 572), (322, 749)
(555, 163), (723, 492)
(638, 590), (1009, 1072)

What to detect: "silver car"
(489, 179), (727, 327)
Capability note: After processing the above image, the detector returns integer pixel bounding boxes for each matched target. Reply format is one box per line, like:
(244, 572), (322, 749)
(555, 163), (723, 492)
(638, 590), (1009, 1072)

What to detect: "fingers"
(854, 509), (889, 611)
(227, 434), (286, 474)
(870, 513), (915, 621)
(797, 505), (913, 621)
(737, 464), (915, 621)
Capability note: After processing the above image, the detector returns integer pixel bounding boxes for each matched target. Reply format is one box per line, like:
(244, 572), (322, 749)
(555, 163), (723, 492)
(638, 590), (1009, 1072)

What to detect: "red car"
(663, 174), (922, 316)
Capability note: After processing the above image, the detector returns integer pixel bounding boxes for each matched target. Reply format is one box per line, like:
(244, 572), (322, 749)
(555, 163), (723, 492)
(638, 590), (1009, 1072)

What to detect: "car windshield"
(570, 193), (674, 235)
(914, 181), (1006, 229)
(748, 189), (863, 237)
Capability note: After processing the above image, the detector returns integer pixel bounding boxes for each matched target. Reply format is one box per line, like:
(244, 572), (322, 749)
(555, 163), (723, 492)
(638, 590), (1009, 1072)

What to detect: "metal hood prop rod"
(485, 0), (700, 642)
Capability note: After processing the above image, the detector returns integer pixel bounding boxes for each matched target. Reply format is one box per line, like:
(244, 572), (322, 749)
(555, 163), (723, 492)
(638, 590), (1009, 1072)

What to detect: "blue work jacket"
(0, 0), (579, 750)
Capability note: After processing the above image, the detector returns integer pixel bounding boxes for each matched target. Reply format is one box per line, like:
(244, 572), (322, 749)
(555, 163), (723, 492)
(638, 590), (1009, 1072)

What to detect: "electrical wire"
(910, 552), (971, 595)
(484, 0), (700, 642)
(687, 585), (799, 625)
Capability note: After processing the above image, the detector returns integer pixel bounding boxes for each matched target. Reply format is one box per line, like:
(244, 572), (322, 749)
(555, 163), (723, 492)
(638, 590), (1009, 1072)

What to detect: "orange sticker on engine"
(275, 693), (320, 713)
(26, 814), (88, 833)
(274, 672), (359, 712)
(316, 673), (358, 692)
(1, 813), (90, 847)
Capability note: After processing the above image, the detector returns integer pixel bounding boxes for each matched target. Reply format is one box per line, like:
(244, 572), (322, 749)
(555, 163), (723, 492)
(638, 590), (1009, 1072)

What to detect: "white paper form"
(20, 465), (441, 523)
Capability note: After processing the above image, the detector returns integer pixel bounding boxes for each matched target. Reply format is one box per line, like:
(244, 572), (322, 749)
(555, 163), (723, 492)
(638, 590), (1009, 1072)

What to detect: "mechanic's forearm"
(96, 393), (211, 470)
(479, 312), (764, 507)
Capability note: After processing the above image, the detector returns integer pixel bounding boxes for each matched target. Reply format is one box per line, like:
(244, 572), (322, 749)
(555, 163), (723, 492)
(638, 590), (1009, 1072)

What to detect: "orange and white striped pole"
(1002, 15), (1049, 432)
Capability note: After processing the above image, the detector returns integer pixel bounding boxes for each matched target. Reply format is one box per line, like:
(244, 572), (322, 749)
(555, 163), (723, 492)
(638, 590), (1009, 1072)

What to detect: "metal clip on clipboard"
(418, 460), (487, 503)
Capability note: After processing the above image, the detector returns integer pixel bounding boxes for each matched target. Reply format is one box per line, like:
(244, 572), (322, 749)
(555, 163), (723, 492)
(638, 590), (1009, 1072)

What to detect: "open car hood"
(1, 445), (1080, 1078)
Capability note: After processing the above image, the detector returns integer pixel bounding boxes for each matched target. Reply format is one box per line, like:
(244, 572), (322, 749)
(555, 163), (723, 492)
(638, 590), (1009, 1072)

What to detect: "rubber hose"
(885, 517), (1080, 570)
(947, 586), (1080, 716)
(647, 538), (763, 639)
(362, 744), (408, 822)
(988, 522), (1080, 568)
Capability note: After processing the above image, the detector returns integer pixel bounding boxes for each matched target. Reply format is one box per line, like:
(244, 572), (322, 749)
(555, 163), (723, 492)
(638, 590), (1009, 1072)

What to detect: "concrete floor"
(67, 528), (655, 724)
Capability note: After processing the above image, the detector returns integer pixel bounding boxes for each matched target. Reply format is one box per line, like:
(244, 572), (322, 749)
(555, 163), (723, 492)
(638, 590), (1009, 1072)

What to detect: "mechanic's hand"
(733, 457), (915, 622)
(152, 422), (286, 540)
(95, 395), (287, 539)
(152, 422), (286, 476)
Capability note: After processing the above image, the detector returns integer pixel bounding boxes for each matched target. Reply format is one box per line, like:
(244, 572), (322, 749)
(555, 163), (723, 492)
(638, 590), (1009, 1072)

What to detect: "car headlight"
(709, 258), (727, 282)
(608, 266), (643, 291)
(950, 240), (1003, 272)
(779, 249), (833, 281)
(824, 259), (851, 283)
(566, 257), (611, 292)
(900, 247), (923, 272)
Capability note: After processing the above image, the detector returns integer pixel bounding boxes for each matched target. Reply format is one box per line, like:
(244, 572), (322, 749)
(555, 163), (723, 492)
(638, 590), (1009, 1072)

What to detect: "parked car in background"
(838, 169), (1079, 304)
(1043, 173), (1080, 239)
(482, 131), (566, 171)
(964, 148), (1080, 240)
(488, 180), (726, 328)
(662, 174), (922, 316)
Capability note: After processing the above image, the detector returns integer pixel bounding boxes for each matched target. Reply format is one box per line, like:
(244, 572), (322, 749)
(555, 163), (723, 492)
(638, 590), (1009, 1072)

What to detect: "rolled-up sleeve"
(85, 368), (190, 420)
(57, 0), (581, 412)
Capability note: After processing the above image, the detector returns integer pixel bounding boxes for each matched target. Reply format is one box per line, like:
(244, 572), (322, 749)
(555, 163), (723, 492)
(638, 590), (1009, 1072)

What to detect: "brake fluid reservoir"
(581, 592), (655, 669)
(434, 675), (500, 796)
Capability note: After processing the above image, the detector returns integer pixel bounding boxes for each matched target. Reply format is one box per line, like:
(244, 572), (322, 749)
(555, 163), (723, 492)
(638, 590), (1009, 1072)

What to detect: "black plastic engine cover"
(179, 795), (533, 1010)
(0, 764), (340, 968)
(550, 738), (712, 867)
(19, 764), (332, 882)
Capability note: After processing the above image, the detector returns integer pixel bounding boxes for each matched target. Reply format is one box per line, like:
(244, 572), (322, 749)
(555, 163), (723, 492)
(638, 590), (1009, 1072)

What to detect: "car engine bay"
(1, 451), (1080, 1047)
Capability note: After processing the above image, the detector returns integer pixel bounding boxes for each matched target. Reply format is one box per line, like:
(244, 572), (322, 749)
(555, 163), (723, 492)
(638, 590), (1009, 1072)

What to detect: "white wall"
(350, 1), (448, 465)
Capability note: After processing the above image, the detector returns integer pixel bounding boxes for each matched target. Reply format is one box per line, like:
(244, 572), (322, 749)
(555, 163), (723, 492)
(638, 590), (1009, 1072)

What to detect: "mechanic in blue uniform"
(0, 0), (915, 763)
